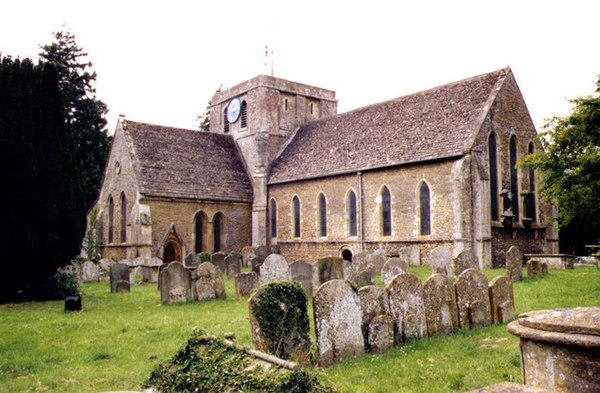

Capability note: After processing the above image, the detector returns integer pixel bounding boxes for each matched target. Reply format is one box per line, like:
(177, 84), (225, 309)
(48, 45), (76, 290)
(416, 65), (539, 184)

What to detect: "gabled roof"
(269, 68), (510, 184)
(123, 121), (252, 203)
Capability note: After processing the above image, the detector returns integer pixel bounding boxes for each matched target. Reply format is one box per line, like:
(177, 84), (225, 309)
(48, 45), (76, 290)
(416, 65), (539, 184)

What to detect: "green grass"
(0, 266), (598, 392)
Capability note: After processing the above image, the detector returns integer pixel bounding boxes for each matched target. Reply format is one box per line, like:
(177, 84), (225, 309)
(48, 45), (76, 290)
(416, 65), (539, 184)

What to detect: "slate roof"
(124, 121), (252, 202)
(269, 68), (510, 184)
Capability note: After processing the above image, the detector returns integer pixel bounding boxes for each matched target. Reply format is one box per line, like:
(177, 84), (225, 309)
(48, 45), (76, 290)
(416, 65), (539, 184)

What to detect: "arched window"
(381, 186), (392, 236)
(419, 183), (431, 235)
(120, 193), (127, 243)
(347, 190), (358, 237)
(108, 195), (114, 243)
(293, 196), (301, 238)
(240, 100), (247, 128)
(527, 142), (537, 222)
(488, 133), (499, 221)
(194, 211), (206, 253)
(213, 213), (223, 252)
(223, 108), (230, 133)
(510, 135), (519, 220)
(318, 193), (327, 237)
(270, 199), (277, 238)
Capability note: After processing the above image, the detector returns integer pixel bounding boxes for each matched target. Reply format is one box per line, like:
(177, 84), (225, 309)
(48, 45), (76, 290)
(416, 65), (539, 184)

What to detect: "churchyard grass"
(0, 266), (598, 392)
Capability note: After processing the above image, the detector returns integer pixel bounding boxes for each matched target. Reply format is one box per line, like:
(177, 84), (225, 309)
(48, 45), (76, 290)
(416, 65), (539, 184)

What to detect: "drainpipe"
(357, 171), (365, 252)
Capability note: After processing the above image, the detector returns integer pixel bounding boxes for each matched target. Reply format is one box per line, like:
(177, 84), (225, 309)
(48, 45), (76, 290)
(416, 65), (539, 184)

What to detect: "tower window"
(318, 193), (327, 237)
(223, 108), (230, 133)
(293, 196), (301, 238)
(241, 100), (247, 128)
(420, 183), (431, 235)
(489, 133), (499, 221)
(348, 190), (357, 237)
(381, 186), (392, 236)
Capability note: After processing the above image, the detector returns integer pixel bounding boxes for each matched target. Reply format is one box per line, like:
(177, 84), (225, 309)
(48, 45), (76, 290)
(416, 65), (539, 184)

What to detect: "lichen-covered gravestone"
(211, 252), (227, 273)
(353, 251), (373, 274)
(506, 246), (524, 282)
(255, 245), (269, 260)
(224, 254), (242, 280)
(235, 272), (258, 297)
(358, 286), (389, 347)
(159, 262), (194, 305)
(398, 245), (420, 266)
(185, 252), (201, 267)
(431, 246), (452, 277)
(528, 259), (543, 279)
(110, 262), (130, 293)
(452, 249), (479, 276)
(316, 257), (344, 285)
(290, 260), (314, 295)
(81, 260), (100, 282)
(259, 254), (291, 285)
(372, 249), (387, 273)
(455, 268), (492, 329)
(387, 273), (427, 341)
(355, 269), (374, 288)
(381, 257), (408, 286)
(194, 262), (226, 301)
(313, 279), (365, 366)
(423, 273), (458, 336)
(488, 276), (515, 323)
(249, 281), (311, 364)
(241, 246), (256, 267)
(367, 314), (395, 353)
(251, 257), (264, 275)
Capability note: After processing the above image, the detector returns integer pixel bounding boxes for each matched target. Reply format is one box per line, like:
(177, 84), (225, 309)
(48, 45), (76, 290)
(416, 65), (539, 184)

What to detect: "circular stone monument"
(507, 307), (600, 392)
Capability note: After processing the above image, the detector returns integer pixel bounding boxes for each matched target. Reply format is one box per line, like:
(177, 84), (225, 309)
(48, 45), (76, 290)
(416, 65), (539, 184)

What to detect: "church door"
(163, 242), (181, 263)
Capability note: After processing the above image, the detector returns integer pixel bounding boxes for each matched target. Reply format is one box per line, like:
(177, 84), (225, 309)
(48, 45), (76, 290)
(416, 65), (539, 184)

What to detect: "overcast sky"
(2, 1), (599, 134)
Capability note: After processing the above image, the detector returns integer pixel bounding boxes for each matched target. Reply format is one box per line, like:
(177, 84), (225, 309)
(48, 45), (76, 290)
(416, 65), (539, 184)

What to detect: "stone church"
(90, 67), (558, 268)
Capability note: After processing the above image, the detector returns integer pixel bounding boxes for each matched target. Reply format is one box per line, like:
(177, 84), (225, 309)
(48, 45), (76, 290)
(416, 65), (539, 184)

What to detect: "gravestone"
(194, 262), (226, 301)
(81, 260), (100, 282)
(260, 254), (291, 285)
(455, 268), (492, 329)
(372, 249), (387, 273)
(367, 315), (395, 353)
(249, 281), (311, 364)
(452, 249), (479, 276)
(527, 259), (543, 279)
(159, 262), (193, 305)
(423, 273), (458, 336)
(64, 295), (82, 312)
(290, 260), (314, 295)
(110, 263), (130, 293)
(541, 262), (549, 275)
(381, 257), (408, 286)
(488, 276), (515, 324)
(98, 258), (113, 281)
(241, 246), (256, 267)
(353, 251), (373, 274)
(342, 259), (354, 281)
(139, 265), (158, 283)
(355, 269), (374, 288)
(313, 279), (365, 366)
(506, 246), (524, 282)
(235, 272), (258, 297)
(398, 245), (420, 266)
(255, 245), (269, 259)
(316, 257), (344, 285)
(431, 246), (452, 277)
(225, 254), (242, 280)
(387, 273), (427, 341)
(185, 252), (201, 267)
(251, 257), (264, 275)
(270, 244), (281, 254)
(211, 252), (227, 273)
(358, 285), (389, 343)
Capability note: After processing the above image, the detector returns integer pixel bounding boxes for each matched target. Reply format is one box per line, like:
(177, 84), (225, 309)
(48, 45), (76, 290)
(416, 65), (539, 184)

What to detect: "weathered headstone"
(527, 259), (543, 279)
(358, 285), (389, 343)
(353, 251), (373, 274)
(423, 273), (458, 336)
(488, 276), (515, 324)
(372, 249), (387, 273)
(316, 257), (344, 285)
(260, 254), (291, 285)
(159, 262), (194, 305)
(355, 269), (374, 288)
(255, 245), (269, 259)
(81, 260), (100, 282)
(541, 262), (549, 275)
(251, 257), (264, 275)
(235, 272), (258, 297)
(387, 273), (427, 341)
(249, 281), (311, 364)
(194, 262), (225, 301)
(381, 257), (408, 286)
(313, 279), (365, 366)
(98, 258), (113, 281)
(211, 252), (227, 273)
(367, 315), (395, 353)
(506, 246), (524, 282)
(185, 252), (201, 267)
(398, 245), (420, 266)
(225, 254), (242, 280)
(431, 246), (452, 277)
(241, 246), (256, 267)
(110, 263), (130, 293)
(455, 268), (492, 329)
(452, 249), (479, 276)
(290, 260), (314, 295)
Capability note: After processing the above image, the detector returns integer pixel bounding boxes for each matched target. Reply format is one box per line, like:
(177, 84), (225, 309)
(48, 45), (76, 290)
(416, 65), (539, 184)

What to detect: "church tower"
(209, 75), (337, 247)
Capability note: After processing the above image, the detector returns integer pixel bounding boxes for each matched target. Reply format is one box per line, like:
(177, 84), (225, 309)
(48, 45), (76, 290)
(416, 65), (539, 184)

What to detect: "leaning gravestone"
(381, 257), (408, 286)
(81, 260), (100, 282)
(313, 279), (365, 366)
(387, 273), (427, 341)
(358, 285), (389, 343)
(372, 249), (387, 273)
(290, 260), (314, 295)
(260, 254), (291, 285)
(211, 252), (227, 273)
(398, 245), (420, 266)
(235, 272), (258, 297)
(249, 281), (311, 364)
(452, 249), (479, 276)
(506, 246), (524, 282)
(185, 252), (201, 267)
(194, 262), (225, 301)
(488, 276), (515, 324)
(423, 274), (458, 336)
(431, 246), (452, 278)
(455, 268), (492, 329)
(528, 259), (543, 279)
(225, 254), (242, 280)
(241, 246), (256, 267)
(110, 263), (130, 293)
(159, 262), (193, 305)
(316, 257), (344, 285)
(251, 257), (264, 275)
(367, 314), (395, 353)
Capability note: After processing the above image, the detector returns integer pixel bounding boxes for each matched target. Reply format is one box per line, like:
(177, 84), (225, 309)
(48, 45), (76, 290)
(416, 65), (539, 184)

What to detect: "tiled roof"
(124, 121), (252, 202)
(269, 68), (509, 184)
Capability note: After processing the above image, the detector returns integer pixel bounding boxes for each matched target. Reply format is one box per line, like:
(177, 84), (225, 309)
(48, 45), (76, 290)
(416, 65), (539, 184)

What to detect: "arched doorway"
(163, 241), (181, 264)
(342, 249), (353, 262)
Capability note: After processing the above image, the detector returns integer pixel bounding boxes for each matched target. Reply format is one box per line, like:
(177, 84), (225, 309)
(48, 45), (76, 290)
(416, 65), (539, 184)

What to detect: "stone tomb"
(235, 272), (258, 297)
(455, 268), (492, 329)
(259, 254), (291, 285)
(431, 246), (452, 277)
(159, 262), (194, 305)
(423, 273), (458, 336)
(387, 273), (427, 341)
(110, 263), (130, 293)
(211, 252), (227, 273)
(506, 246), (524, 282)
(290, 260), (314, 295)
(225, 254), (242, 280)
(358, 285), (390, 349)
(381, 257), (408, 286)
(316, 257), (344, 286)
(452, 249), (479, 276)
(313, 279), (365, 366)
(488, 276), (515, 323)
(194, 262), (225, 301)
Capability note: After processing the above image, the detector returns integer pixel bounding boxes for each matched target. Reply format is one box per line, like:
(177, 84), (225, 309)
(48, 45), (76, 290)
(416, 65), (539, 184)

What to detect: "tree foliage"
(520, 76), (600, 253)
(196, 100), (211, 131)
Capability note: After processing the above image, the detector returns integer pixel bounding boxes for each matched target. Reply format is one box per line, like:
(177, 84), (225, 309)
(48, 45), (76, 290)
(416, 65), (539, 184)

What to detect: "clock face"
(226, 98), (241, 123)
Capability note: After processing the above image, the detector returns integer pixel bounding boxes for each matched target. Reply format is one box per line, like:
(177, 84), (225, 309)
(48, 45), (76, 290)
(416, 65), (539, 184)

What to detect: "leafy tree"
(196, 100), (211, 131)
(521, 76), (600, 254)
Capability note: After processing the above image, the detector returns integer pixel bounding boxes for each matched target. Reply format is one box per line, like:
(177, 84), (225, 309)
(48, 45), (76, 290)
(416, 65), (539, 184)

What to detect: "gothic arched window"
(489, 133), (499, 221)
(293, 196), (301, 238)
(120, 192), (127, 243)
(108, 195), (114, 243)
(213, 213), (223, 252)
(420, 183), (431, 235)
(270, 199), (277, 238)
(510, 135), (519, 220)
(318, 193), (327, 237)
(347, 190), (357, 237)
(195, 211), (206, 253)
(381, 186), (392, 236)
(527, 142), (537, 222)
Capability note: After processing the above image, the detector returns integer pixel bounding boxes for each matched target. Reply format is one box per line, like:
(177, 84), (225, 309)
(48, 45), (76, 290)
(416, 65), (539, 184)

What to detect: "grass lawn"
(0, 266), (598, 392)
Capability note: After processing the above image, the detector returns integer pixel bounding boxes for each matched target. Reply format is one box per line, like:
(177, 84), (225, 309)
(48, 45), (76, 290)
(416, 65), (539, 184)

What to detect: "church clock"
(226, 98), (241, 123)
